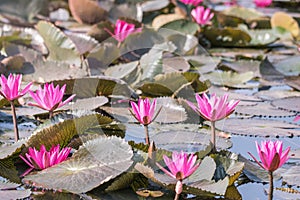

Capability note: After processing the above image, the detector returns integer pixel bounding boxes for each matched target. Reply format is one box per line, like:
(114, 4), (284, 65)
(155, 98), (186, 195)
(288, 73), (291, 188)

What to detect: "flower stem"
(211, 121), (216, 153)
(49, 110), (54, 119)
(144, 125), (150, 145)
(10, 101), (19, 142)
(174, 193), (180, 200)
(268, 171), (273, 200)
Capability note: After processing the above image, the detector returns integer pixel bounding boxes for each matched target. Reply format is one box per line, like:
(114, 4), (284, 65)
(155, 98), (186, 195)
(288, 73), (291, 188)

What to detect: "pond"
(0, 0), (300, 200)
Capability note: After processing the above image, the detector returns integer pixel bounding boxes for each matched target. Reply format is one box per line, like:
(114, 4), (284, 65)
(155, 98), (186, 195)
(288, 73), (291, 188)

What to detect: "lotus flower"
(179, 0), (203, 6)
(29, 83), (75, 117)
(294, 115), (300, 122)
(107, 19), (141, 44)
(191, 6), (214, 26)
(254, 0), (272, 7)
(20, 144), (71, 171)
(157, 151), (200, 198)
(0, 74), (32, 141)
(130, 98), (157, 126)
(188, 93), (239, 122)
(248, 141), (290, 172)
(0, 74), (32, 101)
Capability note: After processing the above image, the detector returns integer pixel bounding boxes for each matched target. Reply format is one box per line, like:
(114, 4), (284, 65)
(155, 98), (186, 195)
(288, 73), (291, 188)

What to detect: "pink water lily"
(0, 73), (32, 141)
(29, 83), (75, 117)
(191, 6), (214, 26)
(130, 98), (157, 126)
(254, 0), (272, 7)
(20, 144), (71, 172)
(179, 0), (203, 6)
(157, 151), (200, 199)
(0, 74), (32, 101)
(188, 93), (239, 122)
(248, 141), (290, 172)
(107, 19), (141, 44)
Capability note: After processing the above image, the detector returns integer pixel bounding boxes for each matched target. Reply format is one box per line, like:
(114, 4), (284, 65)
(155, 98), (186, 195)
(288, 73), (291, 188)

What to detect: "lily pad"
(271, 96), (300, 113)
(282, 166), (300, 187)
(0, 189), (31, 200)
(141, 0), (169, 12)
(63, 96), (108, 111)
(271, 12), (300, 38)
(222, 6), (264, 21)
(162, 57), (190, 73)
(0, 140), (25, 159)
(152, 13), (185, 30)
(285, 76), (300, 91)
(160, 19), (199, 35)
(23, 136), (133, 194)
(36, 21), (81, 65)
(204, 71), (254, 88)
(254, 89), (300, 101)
(273, 56), (300, 76)
(235, 102), (295, 117)
(215, 118), (300, 137)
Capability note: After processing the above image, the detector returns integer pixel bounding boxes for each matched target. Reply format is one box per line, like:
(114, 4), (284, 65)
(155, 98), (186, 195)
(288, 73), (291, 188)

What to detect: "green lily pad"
(63, 96), (108, 111)
(222, 6), (264, 21)
(273, 56), (300, 76)
(215, 118), (300, 137)
(36, 21), (81, 65)
(23, 136), (133, 194)
(204, 71), (254, 88)
(160, 19), (199, 35)
(203, 27), (251, 47)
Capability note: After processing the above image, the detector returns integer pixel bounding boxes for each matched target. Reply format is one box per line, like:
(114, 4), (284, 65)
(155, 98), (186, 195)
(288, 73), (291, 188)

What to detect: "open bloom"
(29, 83), (75, 112)
(188, 93), (239, 122)
(157, 151), (200, 195)
(248, 141), (290, 172)
(107, 19), (141, 43)
(191, 6), (214, 26)
(130, 98), (157, 125)
(294, 115), (300, 122)
(20, 144), (71, 170)
(179, 0), (203, 6)
(0, 74), (32, 101)
(254, 0), (272, 7)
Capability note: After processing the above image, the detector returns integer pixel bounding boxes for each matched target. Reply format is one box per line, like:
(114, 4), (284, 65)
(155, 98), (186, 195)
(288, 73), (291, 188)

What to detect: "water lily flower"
(248, 141), (290, 172)
(188, 93), (239, 122)
(191, 6), (214, 26)
(0, 74), (32, 141)
(0, 74), (32, 101)
(29, 83), (75, 118)
(188, 93), (239, 152)
(179, 0), (203, 6)
(248, 140), (290, 200)
(294, 115), (300, 122)
(254, 0), (272, 7)
(20, 144), (71, 172)
(157, 151), (200, 199)
(106, 19), (141, 45)
(130, 98), (159, 145)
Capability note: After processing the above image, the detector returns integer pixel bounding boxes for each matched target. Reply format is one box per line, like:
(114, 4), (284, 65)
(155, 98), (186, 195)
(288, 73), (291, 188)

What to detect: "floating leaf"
(23, 136), (133, 194)
(273, 56), (300, 76)
(63, 96), (108, 111)
(254, 89), (300, 101)
(162, 57), (190, 73)
(140, 42), (176, 81)
(32, 191), (82, 200)
(26, 114), (116, 149)
(36, 21), (81, 65)
(160, 19), (199, 35)
(52, 77), (135, 99)
(68, 0), (107, 24)
(1, 55), (25, 71)
(0, 189), (31, 200)
(0, 159), (20, 183)
(166, 34), (198, 55)
(151, 129), (232, 152)
(271, 96), (300, 113)
(222, 6), (264, 21)
(141, 0), (169, 12)
(66, 32), (99, 55)
(203, 27), (251, 47)
(235, 102), (295, 117)
(87, 21), (114, 43)
(0, 140), (25, 159)
(139, 72), (209, 98)
(285, 76), (300, 91)
(0, 0), (48, 24)
(204, 71), (254, 88)
(152, 13), (185, 30)
(259, 57), (284, 82)
(215, 118), (300, 137)
(271, 12), (300, 38)
(108, 3), (142, 22)
(282, 166), (300, 187)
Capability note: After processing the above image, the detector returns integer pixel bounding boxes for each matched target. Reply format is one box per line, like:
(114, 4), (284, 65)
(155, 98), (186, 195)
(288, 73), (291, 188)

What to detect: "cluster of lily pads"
(0, 0), (299, 199)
